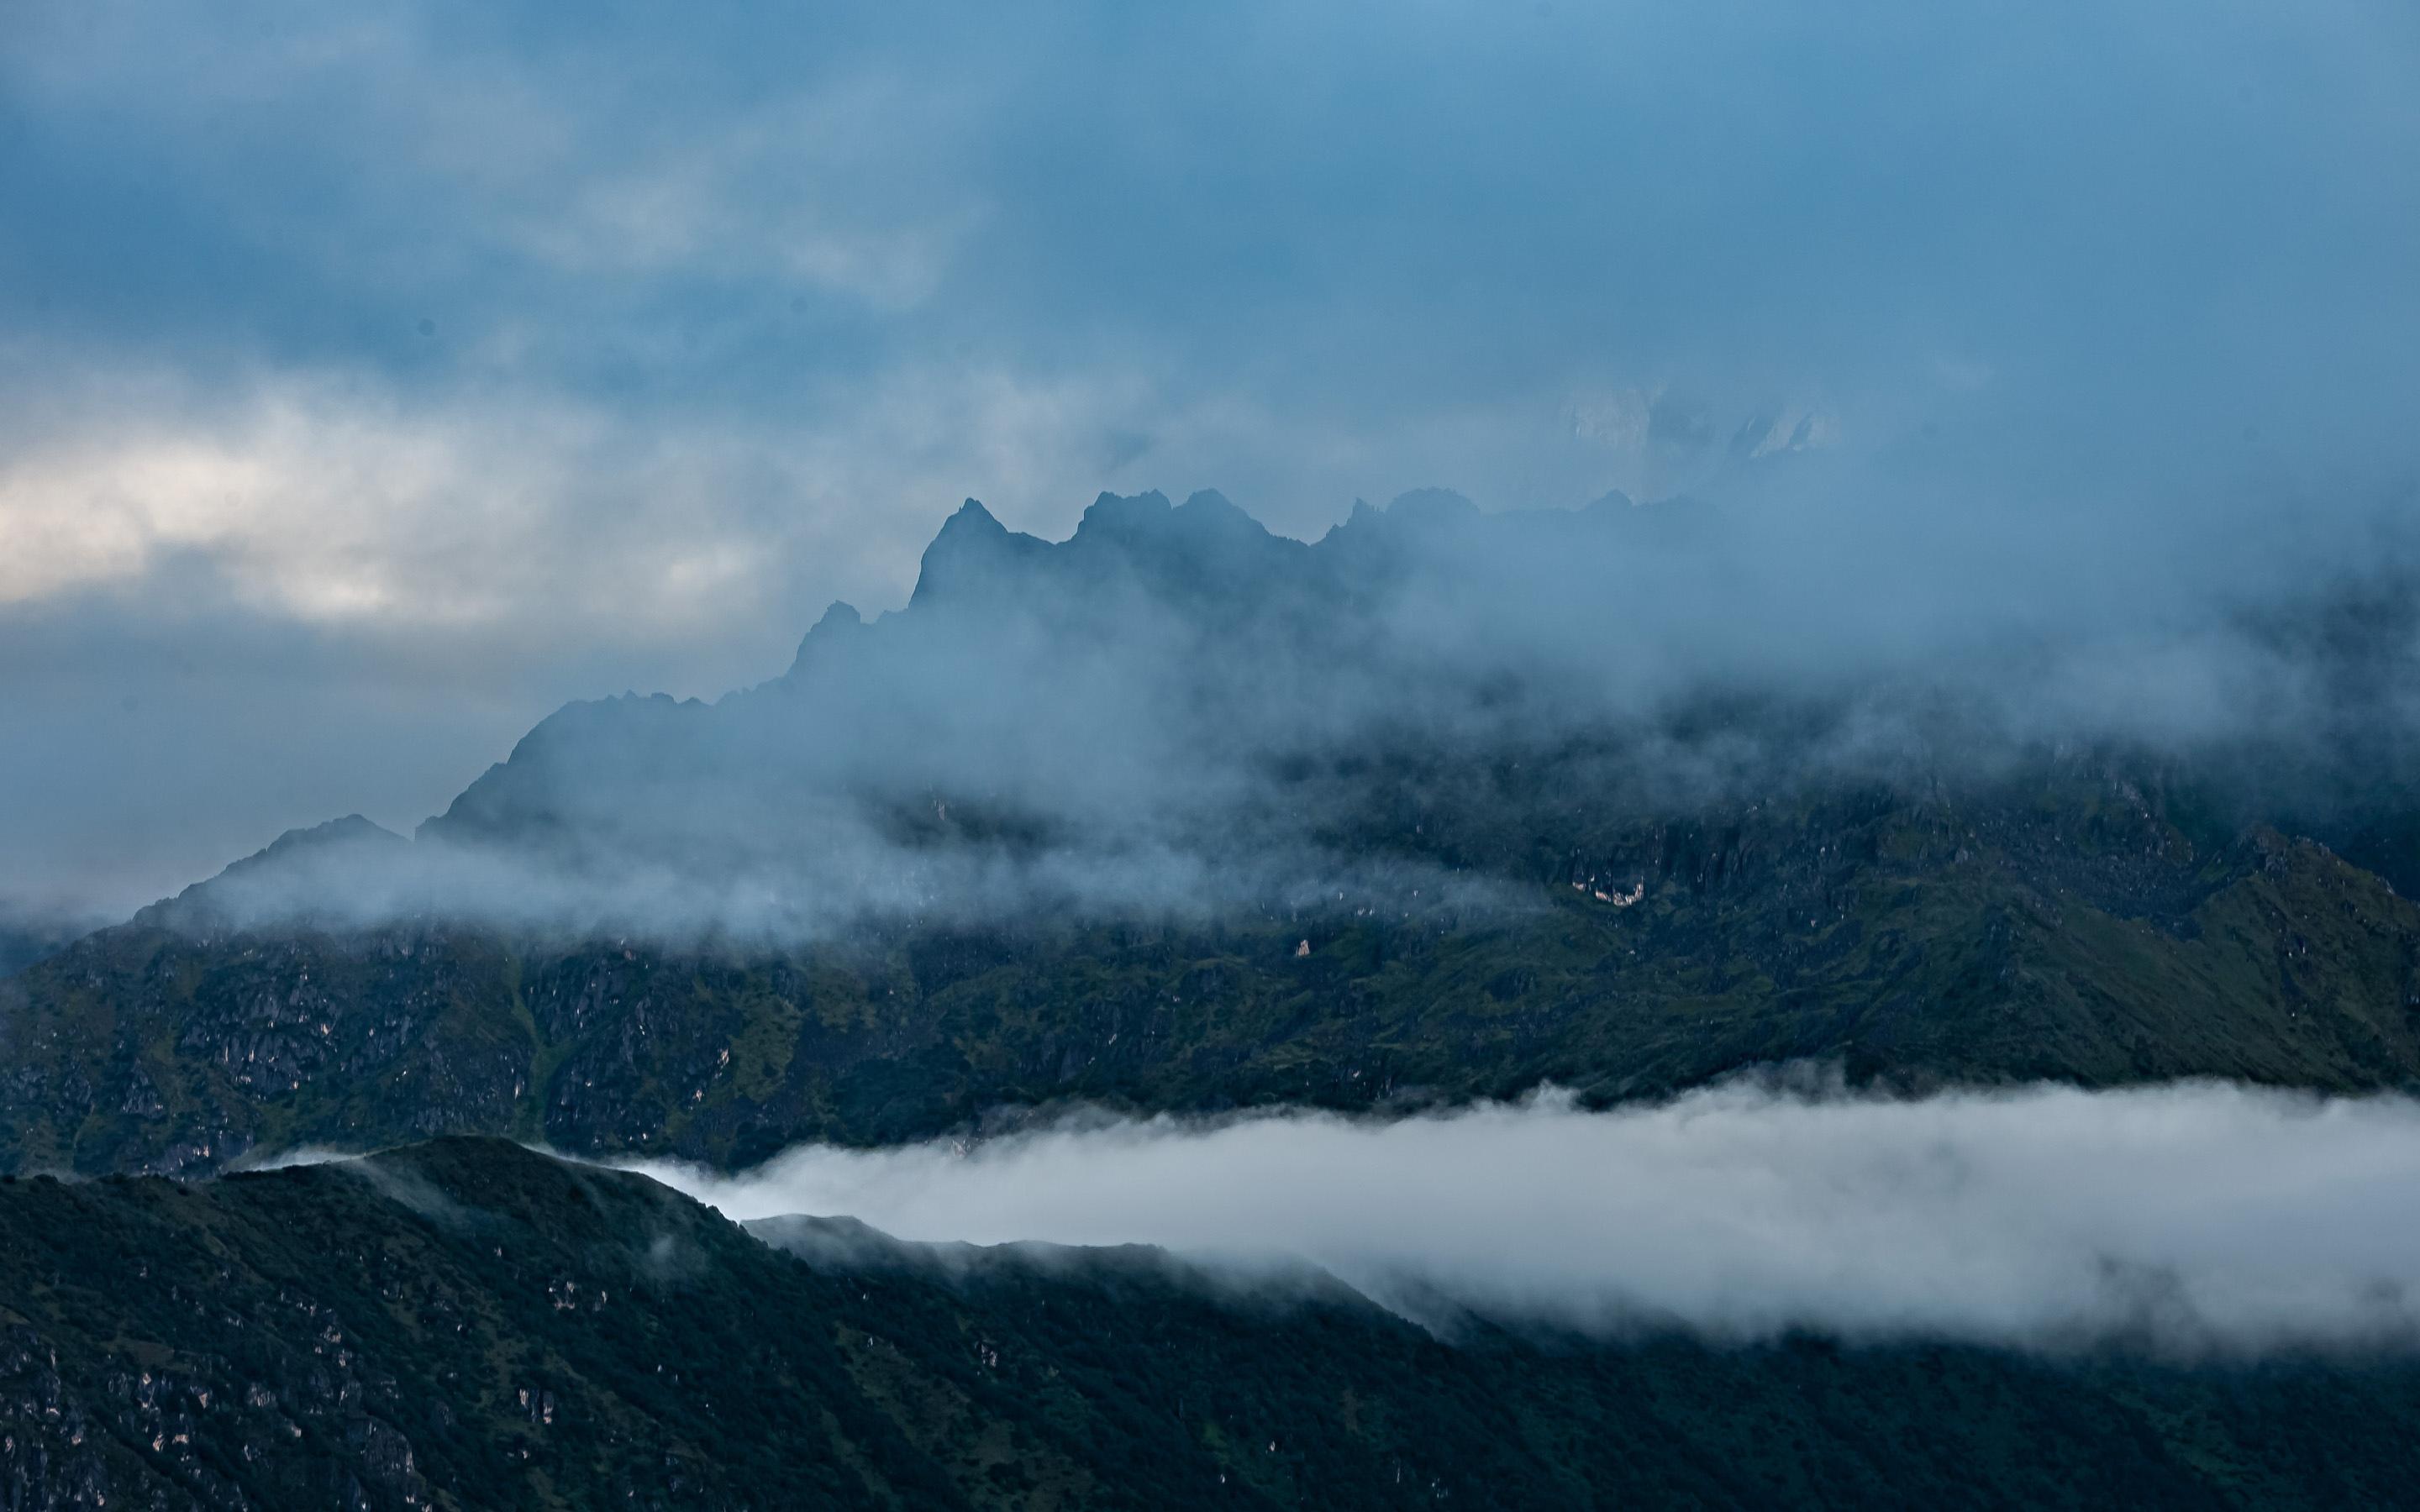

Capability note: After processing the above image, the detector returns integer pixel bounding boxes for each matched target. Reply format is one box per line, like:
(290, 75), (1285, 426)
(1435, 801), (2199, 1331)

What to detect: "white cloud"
(0, 354), (1150, 638)
(638, 1081), (2420, 1352)
(0, 372), (610, 624)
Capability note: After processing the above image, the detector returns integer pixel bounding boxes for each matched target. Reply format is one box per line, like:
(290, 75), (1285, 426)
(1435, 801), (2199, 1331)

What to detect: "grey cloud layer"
(635, 1081), (2420, 1351)
(5, 0), (2417, 911)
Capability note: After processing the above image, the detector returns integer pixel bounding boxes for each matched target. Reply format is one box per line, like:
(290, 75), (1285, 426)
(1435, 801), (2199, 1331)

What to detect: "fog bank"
(634, 1080), (2420, 1352)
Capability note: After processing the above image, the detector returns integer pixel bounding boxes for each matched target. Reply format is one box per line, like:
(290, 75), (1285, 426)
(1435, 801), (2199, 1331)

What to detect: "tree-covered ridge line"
(7, 754), (2417, 1179)
(10, 1136), (2420, 1509)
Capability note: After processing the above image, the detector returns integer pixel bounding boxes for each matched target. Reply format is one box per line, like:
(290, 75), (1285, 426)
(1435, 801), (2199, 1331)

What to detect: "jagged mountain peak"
(414, 483), (1721, 855)
(1071, 488), (1276, 554)
(783, 599), (868, 680)
(907, 486), (1317, 616)
(907, 496), (1050, 608)
(809, 599), (864, 632)
(1074, 488), (1176, 535)
(939, 496), (1007, 538)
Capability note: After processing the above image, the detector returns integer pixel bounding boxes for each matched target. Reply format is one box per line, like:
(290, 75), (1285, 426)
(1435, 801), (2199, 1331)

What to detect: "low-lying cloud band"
(633, 1080), (2420, 1352)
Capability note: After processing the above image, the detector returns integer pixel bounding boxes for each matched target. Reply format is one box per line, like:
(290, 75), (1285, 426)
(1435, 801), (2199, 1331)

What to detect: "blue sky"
(3, 0), (2417, 914)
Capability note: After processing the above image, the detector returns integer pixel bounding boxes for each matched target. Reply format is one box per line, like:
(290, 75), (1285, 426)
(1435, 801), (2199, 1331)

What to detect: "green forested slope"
(6, 764), (2418, 1179)
(8, 1137), (2420, 1510)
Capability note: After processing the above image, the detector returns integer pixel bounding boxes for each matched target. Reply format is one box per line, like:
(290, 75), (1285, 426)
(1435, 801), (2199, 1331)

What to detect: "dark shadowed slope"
(8, 783), (2420, 1179)
(11, 1137), (2420, 1509)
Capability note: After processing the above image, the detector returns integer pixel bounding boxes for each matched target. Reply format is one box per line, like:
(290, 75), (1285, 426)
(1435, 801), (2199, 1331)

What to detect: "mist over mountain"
(13, 3), (2420, 1503)
(0, 907), (95, 981)
(25, 1136), (2420, 1510)
(128, 484), (2420, 948)
(10, 483), (2420, 1189)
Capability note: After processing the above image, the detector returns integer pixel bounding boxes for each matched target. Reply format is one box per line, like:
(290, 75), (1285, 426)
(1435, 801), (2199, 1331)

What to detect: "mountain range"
(8, 490), (2420, 1178)
(10, 490), (2420, 1508)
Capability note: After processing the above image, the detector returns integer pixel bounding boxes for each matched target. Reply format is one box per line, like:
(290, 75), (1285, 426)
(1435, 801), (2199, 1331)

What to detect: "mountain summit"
(4, 490), (2420, 1177)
